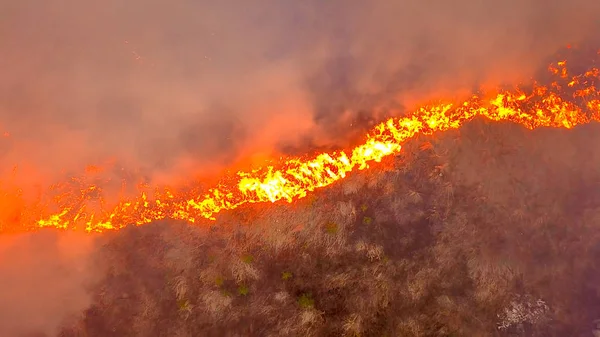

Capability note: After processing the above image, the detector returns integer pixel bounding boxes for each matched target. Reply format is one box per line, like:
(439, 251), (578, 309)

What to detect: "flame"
(1, 55), (599, 233)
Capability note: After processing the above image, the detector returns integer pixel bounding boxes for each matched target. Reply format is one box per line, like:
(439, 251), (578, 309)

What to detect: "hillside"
(48, 117), (600, 337)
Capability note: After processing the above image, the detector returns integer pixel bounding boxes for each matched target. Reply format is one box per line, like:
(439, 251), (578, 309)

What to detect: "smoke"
(1, 0), (599, 185)
(0, 230), (99, 337)
(0, 2), (597, 332)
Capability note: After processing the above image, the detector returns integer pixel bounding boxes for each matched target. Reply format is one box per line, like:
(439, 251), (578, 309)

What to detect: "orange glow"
(1, 56), (599, 233)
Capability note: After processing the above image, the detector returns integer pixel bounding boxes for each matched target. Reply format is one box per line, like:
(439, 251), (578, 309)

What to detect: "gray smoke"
(0, 230), (100, 337)
(0, 2), (598, 334)
(0, 0), (598, 184)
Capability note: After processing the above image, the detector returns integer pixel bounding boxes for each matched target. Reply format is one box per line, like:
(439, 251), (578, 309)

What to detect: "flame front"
(2, 56), (599, 233)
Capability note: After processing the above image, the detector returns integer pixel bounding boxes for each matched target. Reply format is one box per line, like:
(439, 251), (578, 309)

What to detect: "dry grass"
(56, 120), (600, 337)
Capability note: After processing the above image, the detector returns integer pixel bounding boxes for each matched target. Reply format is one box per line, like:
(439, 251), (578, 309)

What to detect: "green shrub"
(238, 285), (249, 296)
(298, 293), (314, 309)
(325, 222), (338, 234)
(241, 254), (254, 264)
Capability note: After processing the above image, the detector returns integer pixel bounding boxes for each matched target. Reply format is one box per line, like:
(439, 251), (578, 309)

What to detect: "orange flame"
(1, 56), (599, 233)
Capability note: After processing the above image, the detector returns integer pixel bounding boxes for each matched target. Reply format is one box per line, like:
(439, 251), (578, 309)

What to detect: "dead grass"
(56, 121), (600, 337)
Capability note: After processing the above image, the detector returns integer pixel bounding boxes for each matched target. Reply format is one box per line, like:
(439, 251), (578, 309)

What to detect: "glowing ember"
(1, 56), (599, 233)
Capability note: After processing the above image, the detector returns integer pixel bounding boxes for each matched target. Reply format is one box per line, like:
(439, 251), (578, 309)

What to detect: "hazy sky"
(1, 0), (599, 185)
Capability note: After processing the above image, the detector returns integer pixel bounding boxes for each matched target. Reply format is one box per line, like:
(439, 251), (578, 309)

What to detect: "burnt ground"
(47, 117), (600, 337)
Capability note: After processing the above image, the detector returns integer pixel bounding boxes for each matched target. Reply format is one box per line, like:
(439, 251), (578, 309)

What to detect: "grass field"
(44, 117), (600, 337)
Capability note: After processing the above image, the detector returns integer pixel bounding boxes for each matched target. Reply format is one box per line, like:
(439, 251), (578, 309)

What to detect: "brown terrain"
(48, 118), (600, 337)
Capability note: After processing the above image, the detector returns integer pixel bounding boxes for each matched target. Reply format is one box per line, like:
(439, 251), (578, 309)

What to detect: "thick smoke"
(0, 2), (598, 333)
(0, 230), (100, 336)
(1, 0), (599, 184)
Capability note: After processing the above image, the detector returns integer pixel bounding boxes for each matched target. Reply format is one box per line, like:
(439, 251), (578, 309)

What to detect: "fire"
(1, 55), (599, 233)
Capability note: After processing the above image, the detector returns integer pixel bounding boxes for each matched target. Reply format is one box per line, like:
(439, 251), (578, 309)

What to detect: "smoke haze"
(0, 2), (599, 334)
(0, 230), (99, 337)
(1, 0), (599, 185)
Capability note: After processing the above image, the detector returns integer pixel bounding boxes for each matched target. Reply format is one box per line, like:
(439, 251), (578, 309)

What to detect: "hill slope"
(56, 118), (600, 337)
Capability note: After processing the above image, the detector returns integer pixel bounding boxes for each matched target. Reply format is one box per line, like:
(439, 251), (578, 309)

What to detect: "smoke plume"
(0, 2), (598, 333)
(0, 230), (99, 337)
(1, 0), (599, 185)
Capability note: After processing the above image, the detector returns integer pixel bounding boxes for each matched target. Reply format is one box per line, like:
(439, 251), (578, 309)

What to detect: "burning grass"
(2, 46), (600, 337)
(52, 118), (600, 337)
(0, 48), (598, 234)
